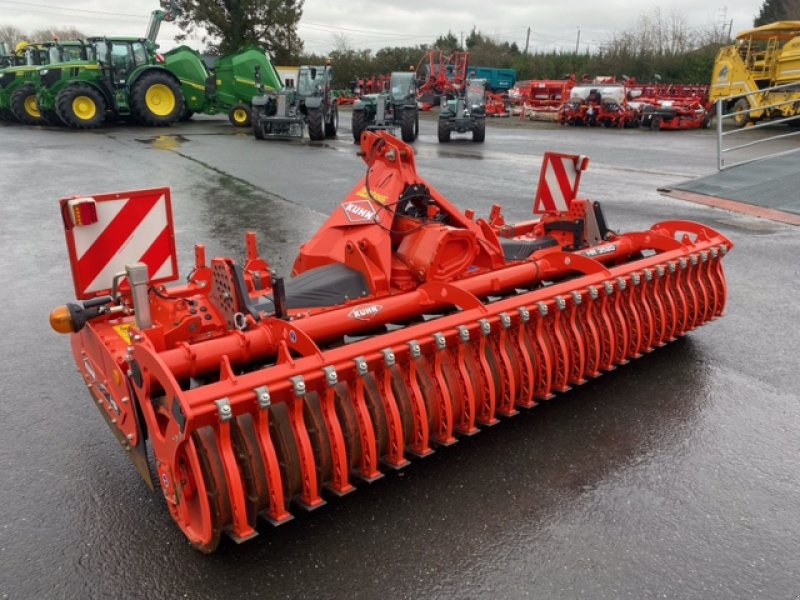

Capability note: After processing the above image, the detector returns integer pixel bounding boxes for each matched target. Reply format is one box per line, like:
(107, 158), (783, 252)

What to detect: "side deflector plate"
(59, 188), (178, 300)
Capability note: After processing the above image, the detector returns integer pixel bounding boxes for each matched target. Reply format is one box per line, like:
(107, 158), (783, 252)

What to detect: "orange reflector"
(65, 198), (98, 228)
(49, 305), (74, 334)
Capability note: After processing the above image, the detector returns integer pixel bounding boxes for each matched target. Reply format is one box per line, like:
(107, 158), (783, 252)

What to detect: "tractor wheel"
(472, 119), (486, 142)
(351, 109), (366, 143)
(401, 107), (417, 142)
(732, 99), (749, 128)
(11, 84), (44, 125)
(324, 104), (338, 137)
(649, 115), (661, 131)
(307, 108), (324, 141)
(438, 118), (451, 143)
(131, 71), (184, 126)
(228, 103), (251, 127)
(179, 105), (194, 122)
(56, 84), (106, 129)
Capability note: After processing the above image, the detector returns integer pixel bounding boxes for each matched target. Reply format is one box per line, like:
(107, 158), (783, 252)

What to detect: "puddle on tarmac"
(136, 134), (190, 150)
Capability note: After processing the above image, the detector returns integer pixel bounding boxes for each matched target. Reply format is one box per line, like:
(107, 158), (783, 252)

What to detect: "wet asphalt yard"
(1, 113), (798, 599)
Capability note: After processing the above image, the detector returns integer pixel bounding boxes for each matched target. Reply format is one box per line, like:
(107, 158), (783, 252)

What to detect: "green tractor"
(36, 36), (185, 129)
(0, 41), (90, 125)
(163, 45), (282, 127)
(252, 63), (338, 141)
(351, 71), (418, 143)
(437, 78), (487, 143)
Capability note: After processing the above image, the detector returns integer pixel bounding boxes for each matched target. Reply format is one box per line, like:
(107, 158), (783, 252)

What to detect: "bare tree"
(0, 25), (26, 49)
(29, 28), (86, 43)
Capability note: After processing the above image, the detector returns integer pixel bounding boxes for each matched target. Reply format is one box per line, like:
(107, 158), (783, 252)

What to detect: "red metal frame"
(54, 131), (733, 552)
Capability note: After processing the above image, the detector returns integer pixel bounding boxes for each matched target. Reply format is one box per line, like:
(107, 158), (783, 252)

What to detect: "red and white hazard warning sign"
(60, 188), (178, 299)
(533, 152), (589, 214)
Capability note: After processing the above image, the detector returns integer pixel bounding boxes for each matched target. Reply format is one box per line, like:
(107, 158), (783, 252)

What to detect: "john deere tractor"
(437, 78), (487, 143)
(252, 63), (338, 140)
(351, 71), (418, 143)
(0, 41), (90, 125)
(36, 36), (184, 129)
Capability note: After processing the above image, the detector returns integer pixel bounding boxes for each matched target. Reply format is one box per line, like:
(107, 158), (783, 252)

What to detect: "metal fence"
(716, 82), (800, 170)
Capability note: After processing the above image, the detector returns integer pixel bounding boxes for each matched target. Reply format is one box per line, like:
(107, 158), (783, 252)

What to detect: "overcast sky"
(1, 0), (764, 54)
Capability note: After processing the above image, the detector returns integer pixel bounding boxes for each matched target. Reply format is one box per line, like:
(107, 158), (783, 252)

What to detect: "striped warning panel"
(533, 152), (589, 214)
(60, 188), (178, 299)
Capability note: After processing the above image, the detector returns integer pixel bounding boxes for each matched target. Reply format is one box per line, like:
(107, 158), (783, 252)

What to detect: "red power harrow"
(51, 132), (732, 552)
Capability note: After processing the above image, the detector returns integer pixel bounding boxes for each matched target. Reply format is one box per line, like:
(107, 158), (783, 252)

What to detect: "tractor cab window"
(390, 73), (414, 100)
(297, 67), (325, 96)
(131, 42), (148, 67)
(297, 68), (316, 96)
(93, 41), (107, 63)
(110, 42), (134, 78)
(466, 80), (486, 107)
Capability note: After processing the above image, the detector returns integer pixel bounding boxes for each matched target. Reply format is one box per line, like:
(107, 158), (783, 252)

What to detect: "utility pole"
(575, 26), (580, 54)
(524, 27), (531, 54)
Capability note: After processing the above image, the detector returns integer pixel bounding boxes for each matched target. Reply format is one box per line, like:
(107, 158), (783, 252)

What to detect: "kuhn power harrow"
(51, 132), (731, 552)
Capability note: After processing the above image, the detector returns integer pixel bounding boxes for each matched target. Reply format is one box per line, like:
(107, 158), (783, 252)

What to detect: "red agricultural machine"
(485, 91), (509, 117)
(629, 83), (712, 130)
(51, 132), (731, 552)
(416, 50), (469, 109)
(511, 77), (577, 120)
(558, 82), (639, 127)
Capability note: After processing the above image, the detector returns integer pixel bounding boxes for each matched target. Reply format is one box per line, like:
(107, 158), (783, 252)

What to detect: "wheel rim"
(233, 108), (248, 124)
(72, 95), (97, 121)
(24, 95), (41, 118)
(145, 83), (176, 117)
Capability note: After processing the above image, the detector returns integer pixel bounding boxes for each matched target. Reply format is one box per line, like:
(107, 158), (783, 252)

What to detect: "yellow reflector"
(50, 305), (74, 334)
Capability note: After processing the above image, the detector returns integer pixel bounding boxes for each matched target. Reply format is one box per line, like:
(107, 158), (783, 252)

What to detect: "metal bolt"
(588, 286), (599, 300)
(255, 385), (271, 407)
(537, 302), (549, 315)
(290, 376), (306, 396)
(604, 281), (614, 295)
(571, 291), (582, 305)
(127, 433), (134, 440)
(617, 277), (627, 290)
(354, 358), (369, 377)
(690, 255), (698, 266)
(656, 265), (665, 277)
(457, 326), (470, 342)
(711, 248), (719, 259)
(499, 313), (511, 329)
(669, 262), (677, 273)
(382, 349), (396, 366)
(700, 251), (708, 263)
(720, 245), (728, 255)
(518, 307), (530, 322)
(215, 398), (232, 421)
(409, 341), (421, 358)
(479, 319), (491, 335)
(644, 269), (653, 281)
(433, 333), (446, 350)
(555, 296), (566, 310)
(322, 367), (338, 387)
(632, 273), (640, 286)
